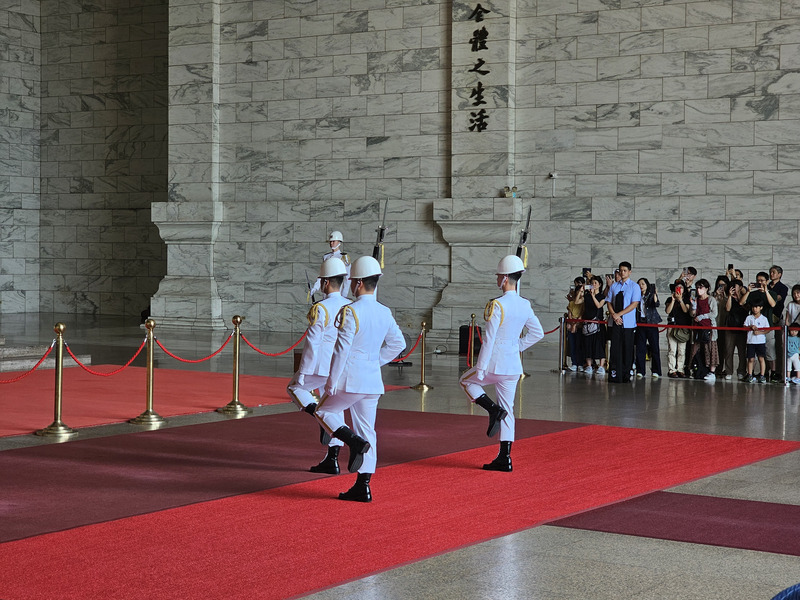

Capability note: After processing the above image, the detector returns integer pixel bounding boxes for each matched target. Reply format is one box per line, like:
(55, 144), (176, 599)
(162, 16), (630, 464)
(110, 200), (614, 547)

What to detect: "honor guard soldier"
(314, 256), (405, 502)
(309, 231), (351, 299)
(459, 255), (544, 471)
(287, 257), (350, 474)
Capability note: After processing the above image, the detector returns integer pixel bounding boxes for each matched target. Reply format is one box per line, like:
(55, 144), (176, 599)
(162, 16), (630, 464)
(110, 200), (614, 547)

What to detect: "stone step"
(0, 343), (92, 373)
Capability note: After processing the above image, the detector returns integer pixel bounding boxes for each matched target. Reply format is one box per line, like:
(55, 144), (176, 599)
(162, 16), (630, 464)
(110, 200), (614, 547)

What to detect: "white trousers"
(316, 392), (379, 473)
(287, 374), (343, 447)
(459, 367), (519, 442)
(787, 352), (800, 374)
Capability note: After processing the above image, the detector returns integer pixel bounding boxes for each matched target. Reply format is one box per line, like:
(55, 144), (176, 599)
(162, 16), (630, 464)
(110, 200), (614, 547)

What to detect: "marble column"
(452, 0), (517, 199)
(150, 0), (225, 328)
(428, 196), (526, 348)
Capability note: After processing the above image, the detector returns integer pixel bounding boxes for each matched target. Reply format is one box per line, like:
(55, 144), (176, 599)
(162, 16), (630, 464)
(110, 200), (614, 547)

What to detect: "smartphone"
(585, 285), (592, 291)
(582, 267), (591, 276)
(728, 263), (733, 270)
(675, 284), (684, 296)
(605, 273), (613, 279)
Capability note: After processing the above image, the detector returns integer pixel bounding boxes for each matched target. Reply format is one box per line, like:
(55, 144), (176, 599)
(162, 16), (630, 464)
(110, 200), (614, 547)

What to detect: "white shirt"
(326, 294), (405, 395)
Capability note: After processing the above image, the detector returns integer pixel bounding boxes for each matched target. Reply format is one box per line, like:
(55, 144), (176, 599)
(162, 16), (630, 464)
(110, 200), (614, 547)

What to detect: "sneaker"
(769, 371), (782, 383)
(724, 374), (732, 380)
(792, 378), (800, 385)
(738, 373), (746, 381)
(569, 365), (577, 372)
(596, 366), (606, 375)
(636, 372), (644, 378)
(584, 366), (594, 375)
(704, 373), (716, 382)
(757, 375), (767, 384)
(652, 373), (660, 379)
(577, 366), (584, 372)
(744, 374), (754, 383)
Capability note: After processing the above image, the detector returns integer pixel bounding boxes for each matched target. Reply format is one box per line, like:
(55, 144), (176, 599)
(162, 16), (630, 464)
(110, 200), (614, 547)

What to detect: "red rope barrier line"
(563, 317), (782, 333)
(155, 333), (233, 363)
(240, 331), (307, 357)
(0, 342), (55, 384)
(64, 338), (147, 377)
(392, 331), (423, 362)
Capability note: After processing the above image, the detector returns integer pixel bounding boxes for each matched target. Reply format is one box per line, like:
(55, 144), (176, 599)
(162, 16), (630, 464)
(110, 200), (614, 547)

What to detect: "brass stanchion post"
(217, 315), (252, 416)
(558, 316), (566, 374)
(411, 321), (433, 391)
(130, 318), (165, 427)
(35, 323), (78, 438)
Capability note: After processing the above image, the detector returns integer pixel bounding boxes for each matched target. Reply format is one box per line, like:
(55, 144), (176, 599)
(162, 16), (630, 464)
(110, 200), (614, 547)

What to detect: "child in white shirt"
(744, 301), (769, 383)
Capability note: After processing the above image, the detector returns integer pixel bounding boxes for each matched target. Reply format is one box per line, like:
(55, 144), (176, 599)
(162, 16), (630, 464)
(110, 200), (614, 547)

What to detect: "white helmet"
(329, 231), (343, 242)
(319, 257), (347, 278)
(497, 255), (525, 275)
(350, 256), (382, 279)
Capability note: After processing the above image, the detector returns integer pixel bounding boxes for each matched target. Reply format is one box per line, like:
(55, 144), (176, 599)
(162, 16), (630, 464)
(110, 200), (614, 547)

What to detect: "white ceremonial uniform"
(459, 290), (544, 442)
(316, 294), (405, 473)
(287, 291), (350, 447)
(310, 251), (350, 298)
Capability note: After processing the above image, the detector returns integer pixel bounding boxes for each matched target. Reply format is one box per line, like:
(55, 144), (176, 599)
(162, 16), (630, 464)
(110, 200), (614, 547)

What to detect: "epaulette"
(335, 304), (359, 333)
(306, 302), (330, 327)
(341, 252), (349, 265)
(484, 298), (504, 326)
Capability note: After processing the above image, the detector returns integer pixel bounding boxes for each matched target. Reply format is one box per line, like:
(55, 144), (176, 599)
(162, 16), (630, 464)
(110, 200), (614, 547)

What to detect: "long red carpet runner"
(0, 411), (797, 600)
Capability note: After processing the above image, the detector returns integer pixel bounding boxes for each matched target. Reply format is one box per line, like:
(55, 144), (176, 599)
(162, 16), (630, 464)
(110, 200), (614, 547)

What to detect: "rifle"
(305, 270), (316, 304)
(372, 198), (389, 266)
(515, 205), (532, 267)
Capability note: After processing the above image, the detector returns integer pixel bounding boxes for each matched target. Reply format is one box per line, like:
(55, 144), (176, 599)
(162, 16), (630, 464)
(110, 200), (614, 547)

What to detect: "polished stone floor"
(2, 313), (800, 599)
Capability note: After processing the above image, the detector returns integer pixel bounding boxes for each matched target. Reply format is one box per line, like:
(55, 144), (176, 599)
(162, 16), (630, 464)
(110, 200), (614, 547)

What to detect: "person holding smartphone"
(634, 278), (662, 379)
(739, 271), (777, 380)
(605, 262), (641, 383)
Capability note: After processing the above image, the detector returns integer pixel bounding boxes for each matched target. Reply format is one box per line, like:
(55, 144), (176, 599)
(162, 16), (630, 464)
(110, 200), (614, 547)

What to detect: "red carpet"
(0, 367), (408, 437)
(0, 366), (291, 436)
(0, 423), (797, 599)
(551, 491), (800, 556)
(0, 410), (582, 542)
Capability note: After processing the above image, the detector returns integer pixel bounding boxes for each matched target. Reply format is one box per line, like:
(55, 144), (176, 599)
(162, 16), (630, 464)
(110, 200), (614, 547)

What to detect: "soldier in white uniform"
(314, 256), (405, 502)
(309, 231), (350, 299)
(287, 257), (350, 474)
(459, 255), (544, 471)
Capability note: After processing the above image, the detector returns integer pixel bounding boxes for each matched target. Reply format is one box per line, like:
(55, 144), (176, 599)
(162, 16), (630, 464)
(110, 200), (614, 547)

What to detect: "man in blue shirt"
(606, 261), (641, 383)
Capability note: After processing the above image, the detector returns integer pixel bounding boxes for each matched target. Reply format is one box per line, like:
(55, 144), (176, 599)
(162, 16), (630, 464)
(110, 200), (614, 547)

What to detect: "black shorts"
(746, 343), (766, 359)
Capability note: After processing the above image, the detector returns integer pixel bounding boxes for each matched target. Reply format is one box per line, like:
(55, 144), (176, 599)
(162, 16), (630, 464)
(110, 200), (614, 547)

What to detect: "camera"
(649, 283), (656, 294)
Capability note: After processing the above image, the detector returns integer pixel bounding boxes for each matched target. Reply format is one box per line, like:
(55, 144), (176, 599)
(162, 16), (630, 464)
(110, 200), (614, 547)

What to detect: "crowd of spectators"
(563, 264), (800, 385)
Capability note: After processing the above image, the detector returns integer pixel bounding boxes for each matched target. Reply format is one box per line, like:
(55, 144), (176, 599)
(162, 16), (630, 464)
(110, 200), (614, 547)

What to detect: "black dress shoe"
(338, 473), (372, 502)
(474, 394), (508, 437)
(309, 446), (340, 474)
(483, 441), (512, 472)
(332, 426), (371, 473)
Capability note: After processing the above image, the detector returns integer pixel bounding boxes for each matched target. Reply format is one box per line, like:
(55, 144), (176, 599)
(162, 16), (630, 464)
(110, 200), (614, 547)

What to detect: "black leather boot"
(483, 441), (512, 472)
(309, 446), (340, 474)
(338, 472), (372, 503)
(304, 404), (332, 445)
(332, 426), (371, 473)
(474, 394), (508, 437)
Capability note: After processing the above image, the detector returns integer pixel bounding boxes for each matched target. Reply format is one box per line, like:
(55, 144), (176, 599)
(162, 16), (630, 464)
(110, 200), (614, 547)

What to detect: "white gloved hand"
(476, 369), (486, 381)
(296, 373), (305, 386)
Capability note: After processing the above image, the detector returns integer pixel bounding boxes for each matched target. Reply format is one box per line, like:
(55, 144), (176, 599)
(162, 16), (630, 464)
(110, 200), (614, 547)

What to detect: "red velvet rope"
(155, 333), (233, 363)
(564, 317), (782, 333)
(65, 338), (147, 376)
(240, 331), (307, 356)
(392, 331), (423, 362)
(0, 342), (55, 384)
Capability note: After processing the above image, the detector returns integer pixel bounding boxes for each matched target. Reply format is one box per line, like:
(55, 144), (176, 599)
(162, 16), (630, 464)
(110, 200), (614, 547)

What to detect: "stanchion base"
(34, 421), (78, 438)
(129, 411), (166, 426)
(216, 401), (252, 417)
(411, 382), (433, 391)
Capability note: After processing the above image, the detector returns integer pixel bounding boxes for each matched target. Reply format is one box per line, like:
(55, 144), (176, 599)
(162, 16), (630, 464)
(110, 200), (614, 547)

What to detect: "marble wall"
(37, 0), (168, 317)
(0, 0), (40, 313)
(3, 0), (800, 339)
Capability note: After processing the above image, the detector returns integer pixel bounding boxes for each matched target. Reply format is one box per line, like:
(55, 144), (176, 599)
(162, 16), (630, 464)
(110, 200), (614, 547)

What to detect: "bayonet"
(516, 205), (532, 258)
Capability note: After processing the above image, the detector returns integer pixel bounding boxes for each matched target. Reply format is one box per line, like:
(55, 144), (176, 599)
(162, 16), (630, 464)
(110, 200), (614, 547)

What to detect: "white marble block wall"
(0, 0), (40, 313)
(35, 0), (168, 317)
